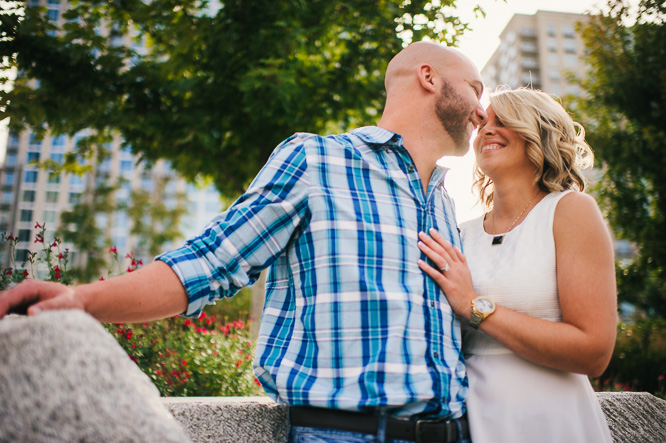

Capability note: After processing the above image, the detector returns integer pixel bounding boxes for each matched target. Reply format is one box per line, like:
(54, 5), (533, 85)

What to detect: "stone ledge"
(164, 392), (666, 443)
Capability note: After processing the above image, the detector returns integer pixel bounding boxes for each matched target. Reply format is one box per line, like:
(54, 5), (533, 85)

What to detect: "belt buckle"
(415, 417), (444, 443)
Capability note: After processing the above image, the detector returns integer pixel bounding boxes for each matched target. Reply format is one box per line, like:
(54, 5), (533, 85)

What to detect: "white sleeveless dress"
(459, 191), (613, 443)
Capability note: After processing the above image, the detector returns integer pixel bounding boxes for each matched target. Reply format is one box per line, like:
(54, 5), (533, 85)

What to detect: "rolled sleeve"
(157, 135), (310, 318)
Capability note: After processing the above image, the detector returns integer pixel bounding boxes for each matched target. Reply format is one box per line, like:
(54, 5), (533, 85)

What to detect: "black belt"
(289, 406), (470, 443)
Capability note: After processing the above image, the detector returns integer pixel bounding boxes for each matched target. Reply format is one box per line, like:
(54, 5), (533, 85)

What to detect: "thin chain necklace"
(490, 190), (541, 246)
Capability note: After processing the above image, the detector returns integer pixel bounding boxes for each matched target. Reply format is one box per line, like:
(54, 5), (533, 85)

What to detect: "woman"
(417, 88), (616, 442)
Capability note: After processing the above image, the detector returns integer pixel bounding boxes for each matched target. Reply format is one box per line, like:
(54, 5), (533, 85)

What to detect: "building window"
(29, 132), (42, 147)
(23, 190), (36, 202)
(24, 170), (39, 183)
(9, 132), (20, 148)
(546, 23), (556, 36)
(51, 134), (66, 147)
(69, 174), (84, 186)
(520, 27), (536, 37)
(120, 160), (133, 173)
(562, 24), (575, 38)
(563, 40), (576, 53)
(47, 174), (61, 184)
(549, 70), (561, 81)
(15, 249), (30, 263)
(44, 210), (57, 223)
(5, 152), (17, 167)
(4, 171), (15, 186)
(69, 192), (81, 204)
(547, 38), (557, 52)
(1, 191), (12, 204)
(548, 53), (559, 65)
(20, 209), (34, 223)
(521, 57), (538, 69)
(27, 152), (41, 163)
(50, 153), (64, 164)
(18, 229), (31, 242)
(46, 191), (59, 203)
(564, 54), (578, 67)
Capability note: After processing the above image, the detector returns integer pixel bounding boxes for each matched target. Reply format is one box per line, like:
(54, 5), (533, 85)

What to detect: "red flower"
(99, 276), (105, 281)
(108, 246), (117, 253)
(181, 360), (187, 366)
(34, 234), (44, 243)
(199, 312), (207, 319)
(184, 319), (192, 326)
(126, 332), (133, 340)
(22, 269), (29, 277)
(58, 253), (65, 260)
(659, 375), (665, 381)
(7, 233), (14, 240)
(138, 259), (143, 266)
(34, 222), (41, 229)
(125, 253), (132, 259)
(126, 267), (134, 273)
(254, 377), (261, 386)
(131, 259), (136, 266)
(236, 360), (242, 367)
(51, 240), (58, 247)
(6, 268), (12, 275)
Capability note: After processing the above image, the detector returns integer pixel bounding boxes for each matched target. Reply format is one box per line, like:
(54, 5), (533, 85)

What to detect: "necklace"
(490, 190), (541, 246)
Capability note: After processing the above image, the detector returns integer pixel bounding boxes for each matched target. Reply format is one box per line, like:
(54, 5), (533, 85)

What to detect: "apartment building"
(481, 10), (589, 96)
(0, 129), (223, 271)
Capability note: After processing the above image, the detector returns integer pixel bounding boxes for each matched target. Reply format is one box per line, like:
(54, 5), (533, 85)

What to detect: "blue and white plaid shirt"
(158, 126), (466, 419)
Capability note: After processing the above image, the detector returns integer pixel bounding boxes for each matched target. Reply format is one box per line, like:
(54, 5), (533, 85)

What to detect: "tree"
(576, 0), (666, 318)
(0, 0), (487, 196)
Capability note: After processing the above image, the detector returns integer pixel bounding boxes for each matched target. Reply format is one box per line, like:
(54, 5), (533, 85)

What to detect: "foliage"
(104, 308), (262, 397)
(592, 319), (666, 399)
(1, 223), (260, 397)
(0, 0), (487, 196)
(575, 0), (666, 318)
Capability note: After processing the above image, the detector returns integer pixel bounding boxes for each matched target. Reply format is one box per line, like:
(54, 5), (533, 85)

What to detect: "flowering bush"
(1, 223), (263, 397)
(1, 223), (72, 290)
(105, 312), (263, 397)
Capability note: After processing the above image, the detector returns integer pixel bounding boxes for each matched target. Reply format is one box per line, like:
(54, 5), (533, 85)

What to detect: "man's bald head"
(384, 41), (475, 92)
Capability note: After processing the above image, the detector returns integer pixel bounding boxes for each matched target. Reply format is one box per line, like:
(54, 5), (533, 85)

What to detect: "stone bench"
(1, 310), (665, 442)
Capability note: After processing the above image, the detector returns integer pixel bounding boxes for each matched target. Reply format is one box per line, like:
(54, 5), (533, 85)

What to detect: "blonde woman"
(418, 88), (616, 442)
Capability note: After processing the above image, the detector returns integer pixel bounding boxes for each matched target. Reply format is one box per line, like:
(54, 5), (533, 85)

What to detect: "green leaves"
(576, 0), (666, 318)
(1, 0), (483, 196)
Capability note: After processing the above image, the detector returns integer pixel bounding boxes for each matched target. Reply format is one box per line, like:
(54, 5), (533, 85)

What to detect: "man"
(0, 41), (486, 442)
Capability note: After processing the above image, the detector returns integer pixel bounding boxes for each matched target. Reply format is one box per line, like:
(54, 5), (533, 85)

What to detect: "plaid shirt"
(158, 126), (466, 418)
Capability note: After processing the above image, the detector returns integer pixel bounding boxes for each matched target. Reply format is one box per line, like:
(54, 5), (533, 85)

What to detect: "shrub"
(1, 223), (262, 397)
(592, 319), (666, 399)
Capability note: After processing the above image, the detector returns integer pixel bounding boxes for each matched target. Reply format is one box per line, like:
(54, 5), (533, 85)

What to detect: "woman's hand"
(417, 227), (477, 319)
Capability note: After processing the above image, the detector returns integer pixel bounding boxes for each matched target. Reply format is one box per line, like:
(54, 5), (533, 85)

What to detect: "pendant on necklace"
(492, 235), (504, 246)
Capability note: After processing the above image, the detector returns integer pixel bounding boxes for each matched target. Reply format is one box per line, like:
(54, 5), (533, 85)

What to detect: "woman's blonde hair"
(474, 88), (594, 208)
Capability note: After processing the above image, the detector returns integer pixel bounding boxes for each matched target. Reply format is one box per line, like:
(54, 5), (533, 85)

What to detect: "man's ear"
(417, 64), (437, 93)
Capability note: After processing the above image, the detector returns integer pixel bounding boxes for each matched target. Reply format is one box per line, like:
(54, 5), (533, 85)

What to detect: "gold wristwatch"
(470, 297), (496, 330)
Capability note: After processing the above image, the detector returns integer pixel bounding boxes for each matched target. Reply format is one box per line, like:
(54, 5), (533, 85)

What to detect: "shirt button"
(430, 301), (435, 307)
(408, 165), (415, 172)
(434, 351), (439, 358)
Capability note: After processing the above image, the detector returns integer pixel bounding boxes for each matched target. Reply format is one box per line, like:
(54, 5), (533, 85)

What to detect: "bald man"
(1, 42), (486, 443)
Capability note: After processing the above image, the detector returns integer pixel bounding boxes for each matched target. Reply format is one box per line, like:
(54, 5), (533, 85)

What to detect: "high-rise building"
(481, 10), (589, 96)
(0, 129), (223, 272)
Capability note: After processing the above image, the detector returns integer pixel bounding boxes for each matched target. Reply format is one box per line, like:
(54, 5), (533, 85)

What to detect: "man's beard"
(435, 80), (473, 154)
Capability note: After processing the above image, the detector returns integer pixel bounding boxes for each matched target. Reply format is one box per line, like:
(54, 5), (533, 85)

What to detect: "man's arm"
(0, 261), (188, 323)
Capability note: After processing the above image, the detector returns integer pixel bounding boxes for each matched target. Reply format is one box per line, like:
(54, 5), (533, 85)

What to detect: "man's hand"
(0, 280), (85, 318)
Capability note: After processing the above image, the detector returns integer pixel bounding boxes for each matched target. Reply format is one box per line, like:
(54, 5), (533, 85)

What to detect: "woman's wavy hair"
(473, 88), (594, 208)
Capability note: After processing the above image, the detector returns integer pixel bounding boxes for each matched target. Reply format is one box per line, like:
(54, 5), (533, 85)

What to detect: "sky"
(439, 0), (617, 223)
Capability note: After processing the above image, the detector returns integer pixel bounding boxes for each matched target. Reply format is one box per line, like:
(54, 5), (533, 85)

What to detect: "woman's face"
(473, 105), (533, 178)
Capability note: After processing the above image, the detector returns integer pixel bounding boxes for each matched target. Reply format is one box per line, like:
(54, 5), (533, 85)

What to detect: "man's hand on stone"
(0, 280), (84, 318)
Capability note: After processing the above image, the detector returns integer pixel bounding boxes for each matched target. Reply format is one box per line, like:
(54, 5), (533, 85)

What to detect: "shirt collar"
(351, 126), (403, 147)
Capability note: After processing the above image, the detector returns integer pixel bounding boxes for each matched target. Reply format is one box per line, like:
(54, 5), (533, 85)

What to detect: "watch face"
(475, 298), (494, 314)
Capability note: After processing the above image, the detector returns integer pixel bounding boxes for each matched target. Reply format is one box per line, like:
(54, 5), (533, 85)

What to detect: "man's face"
(435, 79), (476, 155)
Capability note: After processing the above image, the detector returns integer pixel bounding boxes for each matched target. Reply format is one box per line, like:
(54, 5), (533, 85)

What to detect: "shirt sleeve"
(157, 134), (310, 317)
